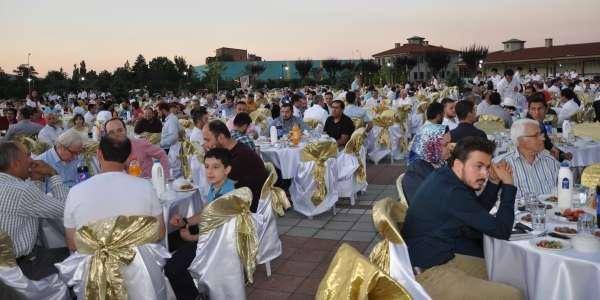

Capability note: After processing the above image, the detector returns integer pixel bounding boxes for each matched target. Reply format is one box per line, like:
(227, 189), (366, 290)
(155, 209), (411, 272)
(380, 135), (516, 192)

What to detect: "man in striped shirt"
(496, 119), (559, 199)
(0, 141), (69, 280)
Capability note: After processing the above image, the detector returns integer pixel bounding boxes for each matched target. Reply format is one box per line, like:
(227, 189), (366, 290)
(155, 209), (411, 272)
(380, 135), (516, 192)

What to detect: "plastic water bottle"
(151, 159), (165, 196)
(557, 160), (573, 210)
(77, 164), (90, 183)
(562, 120), (572, 142)
(269, 125), (278, 143)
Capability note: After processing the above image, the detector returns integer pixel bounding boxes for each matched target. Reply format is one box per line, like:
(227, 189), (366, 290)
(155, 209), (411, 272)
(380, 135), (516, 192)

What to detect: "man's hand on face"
(29, 160), (57, 180)
(492, 160), (513, 185)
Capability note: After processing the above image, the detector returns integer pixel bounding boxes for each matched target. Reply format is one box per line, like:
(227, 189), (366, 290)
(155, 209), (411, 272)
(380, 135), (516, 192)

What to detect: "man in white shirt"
(441, 98), (459, 130)
(557, 88), (580, 125)
(547, 79), (561, 96)
(496, 69), (520, 101)
(303, 95), (329, 125)
(63, 133), (165, 251)
(292, 94), (307, 119)
(190, 107), (208, 145)
(473, 71), (484, 86)
(37, 113), (63, 146)
(530, 68), (542, 82)
(489, 69), (502, 90)
(158, 102), (180, 152)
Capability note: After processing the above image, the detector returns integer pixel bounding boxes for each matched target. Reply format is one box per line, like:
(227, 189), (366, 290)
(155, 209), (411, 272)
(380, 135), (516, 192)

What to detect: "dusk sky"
(2, 0), (600, 75)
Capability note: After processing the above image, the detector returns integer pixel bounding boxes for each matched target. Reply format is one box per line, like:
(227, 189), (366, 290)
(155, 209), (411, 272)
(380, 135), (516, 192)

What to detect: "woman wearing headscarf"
(402, 124), (450, 204)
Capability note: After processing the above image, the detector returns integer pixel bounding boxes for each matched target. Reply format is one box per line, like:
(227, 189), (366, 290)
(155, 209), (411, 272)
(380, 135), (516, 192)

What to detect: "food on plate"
(555, 209), (586, 222)
(595, 231), (600, 238)
(544, 196), (558, 203)
(521, 214), (532, 222)
(179, 183), (194, 190)
(554, 226), (577, 234)
(536, 240), (563, 249)
(546, 204), (553, 209)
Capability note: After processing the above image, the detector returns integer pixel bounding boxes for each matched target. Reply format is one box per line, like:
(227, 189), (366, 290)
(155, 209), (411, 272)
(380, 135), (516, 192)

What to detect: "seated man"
(482, 92), (513, 128)
(36, 130), (84, 189)
(37, 112), (63, 146)
(526, 92), (572, 162)
(0, 141), (69, 280)
(402, 136), (521, 299)
(202, 120), (268, 212)
(496, 118), (559, 199)
(324, 100), (355, 148)
(104, 118), (170, 178)
(134, 106), (163, 134)
(231, 112), (256, 151)
(420, 102), (443, 128)
(189, 107), (209, 145)
(4, 106), (43, 141)
(63, 133), (165, 251)
(303, 95), (329, 125)
(269, 103), (306, 136)
(226, 101), (258, 137)
(450, 100), (487, 143)
(343, 91), (372, 131)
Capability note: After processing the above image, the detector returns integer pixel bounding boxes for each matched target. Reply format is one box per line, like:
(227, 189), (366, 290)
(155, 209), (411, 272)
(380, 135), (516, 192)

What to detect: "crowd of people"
(0, 67), (599, 299)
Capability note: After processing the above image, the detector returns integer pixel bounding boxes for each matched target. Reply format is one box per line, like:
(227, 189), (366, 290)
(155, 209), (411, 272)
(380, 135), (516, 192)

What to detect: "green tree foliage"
(322, 59), (342, 80)
(244, 63), (266, 83)
(424, 52), (451, 77)
(461, 44), (488, 76)
(294, 60), (313, 81)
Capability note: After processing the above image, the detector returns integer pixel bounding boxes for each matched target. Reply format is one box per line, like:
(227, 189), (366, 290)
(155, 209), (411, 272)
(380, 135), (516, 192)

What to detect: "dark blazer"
(402, 159), (435, 205)
(450, 122), (487, 143)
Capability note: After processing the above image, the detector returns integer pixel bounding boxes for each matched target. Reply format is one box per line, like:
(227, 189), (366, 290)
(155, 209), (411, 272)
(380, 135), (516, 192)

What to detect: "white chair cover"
(336, 147), (368, 201)
(168, 142), (182, 178)
(190, 155), (210, 205)
(189, 216), (263, 300)
(55, 244), (171, 300)
(255, 199), (282, 265)
(388, 242), (431, 300)
(367, 124), (403, 164)
(290, 156), (339, 217)
(38, 218), (67, 249)
(0, 267), (68, 300)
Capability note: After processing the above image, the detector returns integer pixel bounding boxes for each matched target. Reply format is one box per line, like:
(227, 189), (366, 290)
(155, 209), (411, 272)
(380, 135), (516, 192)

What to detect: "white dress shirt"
(442, 117), (459, 130)
(160, 113), (180, 149)
(557, 99), (580, 125)
(189, 126), (204, 145)
(303, 104), (329, 125)
(37, 125), (63, 146)
(496, 77), (519, 100)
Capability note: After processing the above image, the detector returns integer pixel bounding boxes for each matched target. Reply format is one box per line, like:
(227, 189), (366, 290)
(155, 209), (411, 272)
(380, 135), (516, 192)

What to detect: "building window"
(413, 72), (418, 80)
(419, 72), (424, 80)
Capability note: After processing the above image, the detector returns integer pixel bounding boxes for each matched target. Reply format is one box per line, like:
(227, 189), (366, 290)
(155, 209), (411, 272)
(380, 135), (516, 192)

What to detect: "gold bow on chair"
(581, 163), (600, 192)
(351, 117), (365, 130)
(81, 142), (99, 177)
(14, 134), (49, 156)
(475, 114), (505, 134)
(344, 128), (367, 184)
(261, 162), (291, 216)
(316, 243), (412, 300)
(197, 188), (258, 284)
(250, 108), (271, 133)
(372, 110), (396, 149)
(178, 130), (204, 180)
(300, 141), (338, 207)
(416, 101), (429, 123)
(179, 119), (194, 130)
(0, 230), (17, 268)
(139, 132), (161, 145)
(304, 118), (320, 130)
(75, 215), (160, 300)
(395, 105), (412, 153)
(371, 104), (389, 116)
(369, 198), (409, 275)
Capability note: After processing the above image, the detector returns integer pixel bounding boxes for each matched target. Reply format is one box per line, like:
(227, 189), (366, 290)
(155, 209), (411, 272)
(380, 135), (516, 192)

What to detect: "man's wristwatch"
(182, 217), (189, 228)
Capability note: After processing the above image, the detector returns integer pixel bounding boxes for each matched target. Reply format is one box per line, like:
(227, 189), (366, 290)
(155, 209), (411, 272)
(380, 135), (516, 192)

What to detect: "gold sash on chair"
(395, 105), (413, 153)
(14, 134), (49, 156)
(178, 129), (204, 180)
(372, 110), (396, 149)
(343, 128), (367, 184)
(368, 198), (408, 274)
(300, 141), (338, 206)
(178, 119), (194, 130)
(316, 243), (412, 300)
(74, 215), (160, 300)
(475, 114), (505, 134)
(304, 118), (320, 130)
(0, 230), (17, 268)
(81, 142), (99, 177)
(250, 108), (271, 133)
(581, 163), (600, 192)
(139, 132), (161, 145)
(416, 101), (429, 123)
(544, 114), (558, 128)
(261, 162), (291, 216)
(351, 117), (365, 130)
(197, 188), (258, 284)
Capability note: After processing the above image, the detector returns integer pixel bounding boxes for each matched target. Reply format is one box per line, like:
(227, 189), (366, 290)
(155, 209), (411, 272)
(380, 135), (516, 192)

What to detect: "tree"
(424, 52), (451, 78)
(43, 69), (70, 94)
(341, 61), (355, 71)
(202, 62), (227, 92)
(13, 64), (38, 79)
(294, 60), (313, 81)
(148, 56), (179, 93)
(461, 44), (488, 76)
(96, 70), (112, 92)
(79, 60), (87, 77)
(244, 63), (266, 83)
(310, 67), (324, 81)
(174, 56), (188, 76)
(322, 59), (342, 80)
(132, 54), (149, 85)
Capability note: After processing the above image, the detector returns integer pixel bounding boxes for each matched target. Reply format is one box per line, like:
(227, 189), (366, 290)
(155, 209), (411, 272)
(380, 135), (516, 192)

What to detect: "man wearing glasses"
(36, 130), (85, 189)
(495, 118), (560, 199)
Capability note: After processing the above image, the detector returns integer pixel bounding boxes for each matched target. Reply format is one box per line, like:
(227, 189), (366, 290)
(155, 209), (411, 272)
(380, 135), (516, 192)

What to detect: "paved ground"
(246, 161), (405, 299)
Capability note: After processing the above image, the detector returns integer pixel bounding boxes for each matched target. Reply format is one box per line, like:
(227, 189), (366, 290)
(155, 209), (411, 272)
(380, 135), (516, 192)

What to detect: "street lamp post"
(26, 53), (31, 94)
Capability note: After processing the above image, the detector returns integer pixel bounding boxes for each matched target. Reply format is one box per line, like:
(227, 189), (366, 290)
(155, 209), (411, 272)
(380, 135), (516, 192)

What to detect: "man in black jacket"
(450, 100), (487, 143)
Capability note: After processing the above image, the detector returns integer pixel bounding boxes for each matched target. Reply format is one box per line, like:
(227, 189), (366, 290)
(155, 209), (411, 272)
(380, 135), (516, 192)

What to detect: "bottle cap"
(560, 160), (570, 167)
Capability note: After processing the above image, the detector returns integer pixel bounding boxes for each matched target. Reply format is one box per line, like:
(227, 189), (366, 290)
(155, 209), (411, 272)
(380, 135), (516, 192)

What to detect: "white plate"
(538, 194), (558, 203)
(530, 237), (572, 252)
(174, 184), (198, 192)
(552, 226), (578, 237)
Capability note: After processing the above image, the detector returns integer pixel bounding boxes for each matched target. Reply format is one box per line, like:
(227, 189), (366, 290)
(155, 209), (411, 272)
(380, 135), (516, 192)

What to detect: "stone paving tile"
(294, 277), (322, 296)
(288, 293), (315, 300)
(342, 230), (377, 242)
(276, 260), (319, 277)
(359, 214), (373, 222)
(301, 238), (341, 251)
(289, 249), (331, 263)
(331, 213), (362, 222)
(277, 217), (302, 226)
(286, 226), (318, 237)
(307, 262), (331, 279)
(313, 229), (346, 240)
(280, 235), (309, 248)
(323, 221), (355, 230)
(348, 208), (367, 214)
(248, 289), (291, 300)
(351, 222), (376, 232)
(277, 225), (292, 235)
(254, 273), (305, 293)
(296, 219), (328, 228)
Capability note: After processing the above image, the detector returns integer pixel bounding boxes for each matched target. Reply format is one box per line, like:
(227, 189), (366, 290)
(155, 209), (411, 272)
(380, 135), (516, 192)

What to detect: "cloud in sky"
(1, 0), (599, 75)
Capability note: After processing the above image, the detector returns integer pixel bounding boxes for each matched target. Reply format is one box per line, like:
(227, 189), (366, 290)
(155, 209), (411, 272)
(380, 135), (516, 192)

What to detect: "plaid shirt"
(231, 129), (256, 151)
(0, 173), (68, 257)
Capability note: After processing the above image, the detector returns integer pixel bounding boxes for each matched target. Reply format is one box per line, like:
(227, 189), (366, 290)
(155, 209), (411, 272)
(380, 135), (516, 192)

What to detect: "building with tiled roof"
(484, 38), (600, 77)
(372, 36), (460, 82)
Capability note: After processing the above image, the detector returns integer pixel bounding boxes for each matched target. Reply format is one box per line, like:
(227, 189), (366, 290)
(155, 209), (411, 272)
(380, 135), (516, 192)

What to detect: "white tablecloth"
(484, 227), (600, 300)
(161, 189), (202, 249)
(259, 144), (302, 179)
(557, 139), (600, 167)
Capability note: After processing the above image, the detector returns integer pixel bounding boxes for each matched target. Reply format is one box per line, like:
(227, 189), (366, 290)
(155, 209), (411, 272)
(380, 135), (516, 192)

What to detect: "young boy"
(230, 112), (256, 151)
(165, 147), (235, 300)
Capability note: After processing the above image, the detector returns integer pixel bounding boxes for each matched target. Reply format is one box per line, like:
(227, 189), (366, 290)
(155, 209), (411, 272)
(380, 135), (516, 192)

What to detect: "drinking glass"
(531, 204), (547, 231)
(577, 213), (595, 235)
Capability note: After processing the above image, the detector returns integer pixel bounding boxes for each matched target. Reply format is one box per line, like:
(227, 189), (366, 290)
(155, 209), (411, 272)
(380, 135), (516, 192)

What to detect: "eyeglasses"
(521, 132), (542, 139)
(64, 146), (81, 156)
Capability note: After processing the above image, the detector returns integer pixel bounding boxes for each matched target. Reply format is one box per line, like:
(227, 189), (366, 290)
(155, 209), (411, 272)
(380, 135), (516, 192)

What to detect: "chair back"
(475, 114), (505, 134)
(304, 118), (320, 130)
(396, 174), (408, 207)
(372, 110), (396, 149)
(299, 140), (338, 207)
(351, 117), (365, 129)
(14, 134), (50, 156)
(343, 128), (367, 184)
(581, 163), (600, 191)
(0, 230), (69, 300)
(316, 244), (413, 300)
